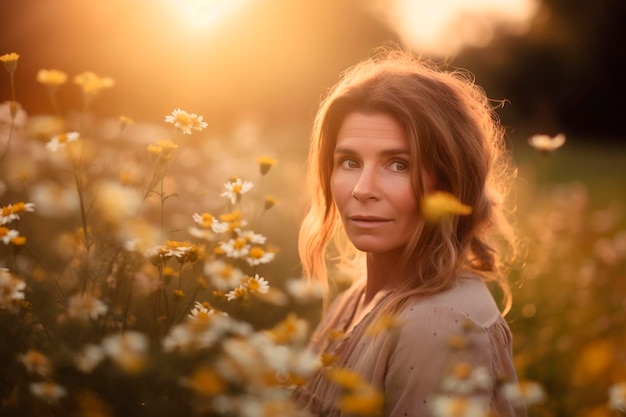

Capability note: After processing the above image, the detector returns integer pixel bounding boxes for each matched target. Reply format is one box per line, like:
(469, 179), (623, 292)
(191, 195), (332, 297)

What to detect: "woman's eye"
(341, 159), (359, 169)
(390, 160), (409, 171)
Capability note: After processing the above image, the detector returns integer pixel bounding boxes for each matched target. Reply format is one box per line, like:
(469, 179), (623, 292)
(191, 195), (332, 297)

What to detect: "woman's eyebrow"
(333, 146), (410, 156)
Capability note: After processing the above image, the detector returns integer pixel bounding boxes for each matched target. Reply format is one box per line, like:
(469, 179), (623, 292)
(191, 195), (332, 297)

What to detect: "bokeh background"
(1, 0), (625, 415)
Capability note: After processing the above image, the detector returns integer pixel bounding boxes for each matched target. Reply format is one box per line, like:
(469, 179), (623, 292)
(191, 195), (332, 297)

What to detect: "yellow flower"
(321, 353), (339, 367)
(329, 329), (346, 340)
(101, 331), (148, 374)
(339, 388), (384, 416)
(447, 334), (469, 350)
(572, 338), (615, 384)
(0, 52), (19, 73)
(219, 210), (244, 231)
(264, 195), (279, 210)
(11, 235), (26, 246)
(74, 71), (114, 96)
(326, 368), (363, 389)
(186, 366), (226, 396)
(147, 140), (178, 162)
(527, 133), (566, 152)
(365, 312), (404, 336)
(256, 156), (277, 175)
(422, 191), (472, 223)
(326, 367), (384, 415)
(119, 115), (133, 131)
(267, 313), (308, 345)
(225, 286), (246, 301)
(75, 390), (113, 417)
(19, 349), (52, 377)
(36, 69), (68, 86)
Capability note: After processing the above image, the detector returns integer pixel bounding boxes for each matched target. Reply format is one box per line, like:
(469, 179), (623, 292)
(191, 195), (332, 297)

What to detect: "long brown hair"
(298, 48), (519, 313)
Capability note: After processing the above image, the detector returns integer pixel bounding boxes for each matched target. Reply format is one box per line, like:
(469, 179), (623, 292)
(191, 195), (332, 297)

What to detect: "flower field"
(1, 51), (625, 416)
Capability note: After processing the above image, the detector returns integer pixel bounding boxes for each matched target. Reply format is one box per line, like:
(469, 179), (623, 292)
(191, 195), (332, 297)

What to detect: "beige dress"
(296, 277), (524, 417)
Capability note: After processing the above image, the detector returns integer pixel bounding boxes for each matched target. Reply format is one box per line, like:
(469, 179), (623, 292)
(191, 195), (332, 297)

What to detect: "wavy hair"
(298, 49), (520, 313)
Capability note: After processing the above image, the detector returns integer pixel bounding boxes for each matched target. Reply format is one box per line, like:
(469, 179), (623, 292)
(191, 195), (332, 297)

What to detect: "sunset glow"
(368, 0), (540, 56)
(178, 0), (249, 29)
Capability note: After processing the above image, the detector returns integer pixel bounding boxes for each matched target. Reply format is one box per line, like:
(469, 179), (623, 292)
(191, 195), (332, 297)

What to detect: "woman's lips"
(347, 216), (391, 228)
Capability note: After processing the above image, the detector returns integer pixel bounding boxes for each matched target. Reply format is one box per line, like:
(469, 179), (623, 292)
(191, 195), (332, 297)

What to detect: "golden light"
(177, 0), (250, 30)
(367, 0), (540, 56)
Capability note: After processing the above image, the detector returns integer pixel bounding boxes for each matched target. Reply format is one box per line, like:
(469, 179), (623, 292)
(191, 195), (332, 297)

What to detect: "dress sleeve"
(384, 304), (512, 417)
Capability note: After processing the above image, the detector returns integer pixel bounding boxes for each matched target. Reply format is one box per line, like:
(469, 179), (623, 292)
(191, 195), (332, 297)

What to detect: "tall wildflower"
(0, 52), (20, 163)
(37, 68), (67, 116)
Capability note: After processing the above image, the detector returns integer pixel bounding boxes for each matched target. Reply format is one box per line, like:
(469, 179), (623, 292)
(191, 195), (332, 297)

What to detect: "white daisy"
(0, 268), (25, 308)
(243, 274), (270, 294)
(527, 133), (566, 152)
(188, 301), (215, 321)
(192, 212), (229, 234)
(501, 380), (546, 407)
(19, 350), (52, 377)
(75, 344), (105, 373)
(46, 131), (79, 152)
(430, 395), (489, 417)
(609, 382), (626, 412)
(101, 331), (149, 373)
(219, 237), (251, 259)
(237, 229), (266, 244)
(440, 363), (491, 394)
(245, 246), (275, 266)
(226, 286), (247, 301)
(0, 227), (20, 245)
(221, 178), (253, 204)
(66, 293), (108, 321)
(285, 278), (323, 302)
(0, 202), (35, 225)
(30, 181), (80, 217)
(29, 382), (67, 403)
(164, 108), (207, 134)
(204, 260), (245, 291)
(162, 323), (195, 352)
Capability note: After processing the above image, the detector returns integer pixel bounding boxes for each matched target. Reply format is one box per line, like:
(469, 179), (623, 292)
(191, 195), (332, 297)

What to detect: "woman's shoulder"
(399, 277), (503, 329)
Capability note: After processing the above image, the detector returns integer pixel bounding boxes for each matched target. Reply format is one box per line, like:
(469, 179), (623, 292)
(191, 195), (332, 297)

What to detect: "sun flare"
(179, 0), (249, 29)
(368, 0), (540, 56)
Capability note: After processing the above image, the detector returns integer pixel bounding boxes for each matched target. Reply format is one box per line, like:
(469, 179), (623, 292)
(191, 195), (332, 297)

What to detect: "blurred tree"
(454, 0), (626, 142)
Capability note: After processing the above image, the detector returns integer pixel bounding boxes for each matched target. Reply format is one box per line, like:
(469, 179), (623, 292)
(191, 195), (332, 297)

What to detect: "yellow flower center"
(175, 113), (191, 124)
(246, 278), (261, 292)
(452, 362), (472, 380)
(249, 247), (265, 259)
(201, 213), (214, 227)
(219, 264), (234, 279)
(188, 367), (225, 396)
(450, 398), (469, 417)
(232, 287), (246, 299)
(12, 202), (25, 213)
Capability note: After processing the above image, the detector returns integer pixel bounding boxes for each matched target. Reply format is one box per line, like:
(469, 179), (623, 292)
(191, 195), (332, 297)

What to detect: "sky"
(1, 0), (624, 141)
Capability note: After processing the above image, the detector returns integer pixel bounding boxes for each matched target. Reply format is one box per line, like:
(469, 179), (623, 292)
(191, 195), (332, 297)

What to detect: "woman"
(296, 49), (523, 416)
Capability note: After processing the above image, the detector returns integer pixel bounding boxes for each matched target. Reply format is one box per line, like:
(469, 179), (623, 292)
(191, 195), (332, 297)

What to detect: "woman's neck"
(364, 251), (414, 304)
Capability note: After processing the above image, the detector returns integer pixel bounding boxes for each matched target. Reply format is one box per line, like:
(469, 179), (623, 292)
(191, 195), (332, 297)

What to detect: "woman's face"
(331, 111), (430, 256)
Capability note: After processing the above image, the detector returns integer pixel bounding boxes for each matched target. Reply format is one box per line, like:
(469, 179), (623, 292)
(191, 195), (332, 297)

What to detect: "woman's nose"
(351, 168), (379, 201)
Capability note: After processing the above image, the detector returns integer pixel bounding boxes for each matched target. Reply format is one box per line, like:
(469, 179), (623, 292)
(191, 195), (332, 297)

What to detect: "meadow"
(1, 51), (625, 416)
